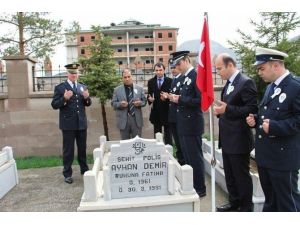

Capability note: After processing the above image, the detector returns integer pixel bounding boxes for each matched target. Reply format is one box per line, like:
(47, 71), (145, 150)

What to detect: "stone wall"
(0, 56), (222, 157)
(0, 93), (221, 157)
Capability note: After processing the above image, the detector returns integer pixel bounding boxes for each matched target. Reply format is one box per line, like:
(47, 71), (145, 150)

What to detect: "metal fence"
(32, 65), (224, 92)
(0, 69), (7, 94)
(0, 65), (224, 94)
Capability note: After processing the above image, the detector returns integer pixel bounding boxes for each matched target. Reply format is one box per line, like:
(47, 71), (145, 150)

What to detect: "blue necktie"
(72, 82), (77, 93)
(158, 78), (162, 89)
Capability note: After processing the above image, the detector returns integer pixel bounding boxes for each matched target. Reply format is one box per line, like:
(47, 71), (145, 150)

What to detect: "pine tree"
(0, 12), (75, 60)
(229, 12), (300, 99)
(79, 26), (121, 140)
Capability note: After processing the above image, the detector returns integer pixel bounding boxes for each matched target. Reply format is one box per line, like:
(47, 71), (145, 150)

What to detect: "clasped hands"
(160, 91), (180, 103)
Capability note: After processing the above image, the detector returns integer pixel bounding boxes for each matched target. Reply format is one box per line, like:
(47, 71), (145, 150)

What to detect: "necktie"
(268, 82), (277, 99)
(223, 80), (230, 97)
(128, 87), (135, 116)
(158, 78), (162, 89)
(72, 82), (77, 94)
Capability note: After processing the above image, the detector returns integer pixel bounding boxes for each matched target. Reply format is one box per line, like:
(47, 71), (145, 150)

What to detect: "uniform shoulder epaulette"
(56, 82), (66, 88)
(292, 75), (300, 82)
(78, 81), (86, 86)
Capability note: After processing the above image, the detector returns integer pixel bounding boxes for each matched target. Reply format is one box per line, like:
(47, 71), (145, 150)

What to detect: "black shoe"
(216, 203), (239, 212)
(81, 169), (89, 175)
(64, 177), (73, 184)
(197, 191), (206, 198)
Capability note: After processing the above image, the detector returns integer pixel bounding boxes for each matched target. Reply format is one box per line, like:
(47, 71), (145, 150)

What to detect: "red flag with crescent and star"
(196, 14), (214, 112)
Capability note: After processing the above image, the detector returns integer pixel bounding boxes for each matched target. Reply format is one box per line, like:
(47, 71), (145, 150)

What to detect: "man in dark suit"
(147, 62), (172, 145)
(51, 63), (91, 184)
(164, 64), (185, 165)
(246, 47), (300, 211)
(169, 51), (206, 197)
(213, 53), (258, 212)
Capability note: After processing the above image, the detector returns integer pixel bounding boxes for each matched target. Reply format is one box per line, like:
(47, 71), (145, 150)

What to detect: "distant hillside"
(177, 39), (237, 59)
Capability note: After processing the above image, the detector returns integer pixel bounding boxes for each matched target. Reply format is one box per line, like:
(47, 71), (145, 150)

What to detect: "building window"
(91, 36), (95, 40)
(159, 58), (163, 62)
(80, 36), (84, 42)
(158, 46), (163, 51)
(134, 36), (139, 39)
(150, 47), (154, 51)
(80, 49), (85, 55)
(145, 48), (150, 51)
(134, 48), (138, 52)
(118, 61), (123, 65)
(169, 45), (173, 51)
(117, 49), (122, 52)
(158, 33), (162, 38)
(117, 36), (122, 40)
(168, 32), (173, 38)
(150, 35), (153, 38)
(145, 60), (151, 64)
(145, 35), (149, 38)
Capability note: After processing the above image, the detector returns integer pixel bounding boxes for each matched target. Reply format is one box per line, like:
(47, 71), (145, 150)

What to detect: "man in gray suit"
(111, 69), (147, 139)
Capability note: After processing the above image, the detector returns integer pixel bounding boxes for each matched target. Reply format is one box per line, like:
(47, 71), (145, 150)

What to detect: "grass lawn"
(15, 154), (94, 169)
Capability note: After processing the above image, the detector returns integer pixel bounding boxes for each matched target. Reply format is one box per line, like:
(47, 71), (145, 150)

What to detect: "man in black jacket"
(51, 63), (91, 184)
(214, 53), (258, 211)
(147, 62), (172, 145)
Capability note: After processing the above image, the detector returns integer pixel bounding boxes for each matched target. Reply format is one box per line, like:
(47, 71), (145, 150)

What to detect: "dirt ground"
(0, 165), (227, 212)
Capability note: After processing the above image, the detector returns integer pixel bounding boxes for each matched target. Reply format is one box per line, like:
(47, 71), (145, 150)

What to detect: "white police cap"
(254, 47), (288, 66)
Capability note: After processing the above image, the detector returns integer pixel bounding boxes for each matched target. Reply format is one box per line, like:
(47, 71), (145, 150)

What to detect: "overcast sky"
(2, 0), (299, 68)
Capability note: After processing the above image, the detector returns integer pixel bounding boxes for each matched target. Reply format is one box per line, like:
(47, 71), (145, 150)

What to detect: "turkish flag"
(196, 15), (214, 112)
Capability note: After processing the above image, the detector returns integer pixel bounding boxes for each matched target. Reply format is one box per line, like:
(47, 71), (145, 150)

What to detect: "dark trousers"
(62, 130), (89, 178)
(179, 135), (206, 194)
(169, 122), (185, 165)
(154, 123), (172, 145)
(258, 166), (300, 212)
(222, 152), (253, 211)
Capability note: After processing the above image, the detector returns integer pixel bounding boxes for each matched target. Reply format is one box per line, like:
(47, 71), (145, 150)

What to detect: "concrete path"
(0, 165), (228, 212)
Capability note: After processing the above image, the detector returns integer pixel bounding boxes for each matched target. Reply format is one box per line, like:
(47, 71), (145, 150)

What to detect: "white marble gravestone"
(107, 137), (170, 199)
(78, 134), (200, 212)
(0, 146), (19, 199)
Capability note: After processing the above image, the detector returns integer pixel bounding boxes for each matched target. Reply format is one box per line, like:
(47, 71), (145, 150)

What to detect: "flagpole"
(205, 11), (216, 212)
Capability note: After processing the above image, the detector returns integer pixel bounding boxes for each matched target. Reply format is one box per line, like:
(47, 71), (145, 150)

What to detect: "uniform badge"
(80, 86), (84, 92)
(134, 88), (138, 94)
(176, 82), (180, 87)
(271, 87), (281, 99)
(173, 87), (176, 92)
(226, 85), (234, 95)
(184, 77), (189, 83)
(279, 93), (286, 103)
(187, 78), (191, 85)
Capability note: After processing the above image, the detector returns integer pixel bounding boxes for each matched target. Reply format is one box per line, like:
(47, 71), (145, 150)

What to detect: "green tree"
(229, 12), (300, 99)
(79, 26), (121, 140)
(0, 12), (79, 61)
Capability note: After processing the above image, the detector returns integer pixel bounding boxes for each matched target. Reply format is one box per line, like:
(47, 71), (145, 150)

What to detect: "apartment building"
(66, 19), (178, 75)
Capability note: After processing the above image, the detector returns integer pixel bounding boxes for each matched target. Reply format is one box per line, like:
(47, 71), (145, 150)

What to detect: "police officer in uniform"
(162, 62), (185, 165)
(51, 63), (91, 184)
(169, 51), (206, 197)
(246, 47), (300, 211)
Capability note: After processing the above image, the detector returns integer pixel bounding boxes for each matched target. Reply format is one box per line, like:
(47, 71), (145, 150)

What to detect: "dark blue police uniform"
(177, 68), (206, 196)
(51, 80), (91, 180)
(253, 47), (300, 211)
(168, 74), (185, 165)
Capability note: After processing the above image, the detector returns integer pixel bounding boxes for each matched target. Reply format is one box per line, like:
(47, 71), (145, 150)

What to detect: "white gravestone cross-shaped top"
(108, 136), (169, 199)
